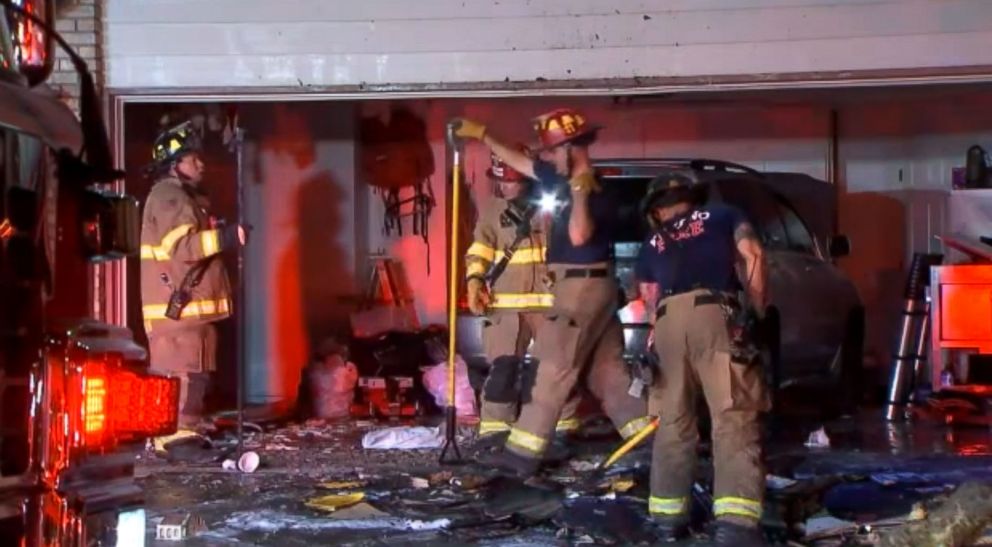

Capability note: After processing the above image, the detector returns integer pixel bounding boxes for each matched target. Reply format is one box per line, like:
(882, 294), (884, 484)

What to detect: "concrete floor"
(136, 406), (992, 546)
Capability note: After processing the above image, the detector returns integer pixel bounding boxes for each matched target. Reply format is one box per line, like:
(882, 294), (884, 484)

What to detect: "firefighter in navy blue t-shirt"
(635, 173), (770, 546)
(453, 110), (650, 477)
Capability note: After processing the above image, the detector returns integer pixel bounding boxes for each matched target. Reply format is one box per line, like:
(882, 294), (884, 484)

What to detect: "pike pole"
(232, 115), (247, 460)
(439, 120), (465, 464)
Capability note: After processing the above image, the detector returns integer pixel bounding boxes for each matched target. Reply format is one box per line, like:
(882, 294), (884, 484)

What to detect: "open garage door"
(105, 0), (992, 96)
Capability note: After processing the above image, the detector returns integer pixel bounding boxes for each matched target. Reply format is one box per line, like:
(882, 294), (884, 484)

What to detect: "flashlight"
(538, 192), (559, 213)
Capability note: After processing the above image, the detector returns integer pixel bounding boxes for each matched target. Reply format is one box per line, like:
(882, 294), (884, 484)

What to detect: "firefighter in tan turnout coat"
(457, 112), (651, 476)
(466, 148), (581, 439)
(140, 121), (246, 427)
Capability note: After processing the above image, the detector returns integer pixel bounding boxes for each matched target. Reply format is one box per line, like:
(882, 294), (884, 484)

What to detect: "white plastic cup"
(237, 451), (260, 473)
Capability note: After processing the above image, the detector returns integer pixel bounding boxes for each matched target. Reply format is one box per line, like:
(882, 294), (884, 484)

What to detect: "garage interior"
(118, 86), (991, 410)
(113, 82), (992, 543)
(80, 0), (992, 539)
(7, 0), (992, 543)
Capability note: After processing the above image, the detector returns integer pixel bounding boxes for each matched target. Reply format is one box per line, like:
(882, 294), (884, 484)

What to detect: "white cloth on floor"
(361, 426), (444, 450)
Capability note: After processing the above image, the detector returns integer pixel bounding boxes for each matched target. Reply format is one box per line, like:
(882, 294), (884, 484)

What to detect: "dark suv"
(457, 159), (864, 403)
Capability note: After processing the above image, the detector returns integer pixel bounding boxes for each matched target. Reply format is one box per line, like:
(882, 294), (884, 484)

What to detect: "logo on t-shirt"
(652, 209), (710, 250)
(649, 233), (666, 252)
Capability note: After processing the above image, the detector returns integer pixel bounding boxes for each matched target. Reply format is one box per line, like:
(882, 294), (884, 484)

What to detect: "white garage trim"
(109, 65), (992, 103)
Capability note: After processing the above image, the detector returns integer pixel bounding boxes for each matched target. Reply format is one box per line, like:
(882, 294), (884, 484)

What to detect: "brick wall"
(51, 0), (101, 114)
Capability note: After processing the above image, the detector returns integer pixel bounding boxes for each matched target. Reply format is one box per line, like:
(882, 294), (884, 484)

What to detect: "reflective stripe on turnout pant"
(505, 263), (620, 460)
(648, 289), (767, 524)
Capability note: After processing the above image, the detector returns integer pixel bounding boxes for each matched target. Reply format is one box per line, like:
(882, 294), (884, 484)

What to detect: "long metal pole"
(234, 124), (246, 457)
(440, 121), (463, 464)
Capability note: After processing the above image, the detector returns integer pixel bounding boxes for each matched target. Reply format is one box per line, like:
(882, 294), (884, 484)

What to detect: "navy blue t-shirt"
(635, 203), (747, 295)
(533, 160), (615, 265)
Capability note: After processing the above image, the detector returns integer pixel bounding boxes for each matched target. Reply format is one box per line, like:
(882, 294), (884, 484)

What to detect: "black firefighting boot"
(712, 520), (766, 547)
(471, 431), (510, 460)
(650, 516), (690, 543)
(475, 448), (541, 479)
(474, 434), (570, 468)
(542, 437), (573, 465)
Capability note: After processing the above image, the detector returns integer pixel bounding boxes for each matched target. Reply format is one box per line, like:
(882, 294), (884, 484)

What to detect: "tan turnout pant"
(648, 289), (770, 526)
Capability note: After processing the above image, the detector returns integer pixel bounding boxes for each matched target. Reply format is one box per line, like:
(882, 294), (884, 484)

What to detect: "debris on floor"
(805, 426), (831, 448)
(568, 457), (602, 473)
(136, 410), (992, 545)
(327, 502), (390, 520)
(361, 425), (444, 449)
(320, 480), (366, 490)
(880, 482), (992, 547)
(219, 509), (451, 533)
(155, 512), (207, 541)
(601, 476), (635, 494)
(306, 492), (367, 513)
(236, 451), (260, 473)
(767, 474), (798, 490)
(553, 497), (657, 545)
(482, 477), (564, 523)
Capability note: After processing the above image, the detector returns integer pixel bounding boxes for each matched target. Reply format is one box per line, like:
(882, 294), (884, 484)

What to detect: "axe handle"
(601, 417), (659, 469)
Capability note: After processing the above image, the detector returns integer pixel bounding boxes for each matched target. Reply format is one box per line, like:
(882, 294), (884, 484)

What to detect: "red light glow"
(13, 0), (47, 67)
(78, 358), (180, 451)
(83, 376), (107, 441)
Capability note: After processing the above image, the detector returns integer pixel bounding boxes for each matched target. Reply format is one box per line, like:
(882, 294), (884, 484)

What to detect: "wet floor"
(137, 405), (992, 546)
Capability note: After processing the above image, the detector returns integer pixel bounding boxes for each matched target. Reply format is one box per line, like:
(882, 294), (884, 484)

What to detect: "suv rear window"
(603, 176), (652, 243)
(713, 179), (817, 255)
(714, 179), (788, 250)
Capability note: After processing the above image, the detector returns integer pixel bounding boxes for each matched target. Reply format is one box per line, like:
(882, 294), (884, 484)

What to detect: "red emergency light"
(33, 344), (180, 486)
(72, 357), (180, 450)
(7, 0), (56, 85)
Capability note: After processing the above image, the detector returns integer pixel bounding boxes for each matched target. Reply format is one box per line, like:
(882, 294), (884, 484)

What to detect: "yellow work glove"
(453, 118), (487, 141)
(467, 277), (492, 316)
(570, 170), (602, 193)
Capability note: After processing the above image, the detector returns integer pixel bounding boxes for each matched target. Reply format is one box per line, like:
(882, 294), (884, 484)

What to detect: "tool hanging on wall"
(359, 108), (436, 272)
(378, 180), (435, 272)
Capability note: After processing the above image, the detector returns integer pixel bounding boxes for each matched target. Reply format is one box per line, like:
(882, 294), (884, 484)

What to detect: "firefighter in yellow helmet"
(140, 120), (247, 429)
(466, 146), (582, 446)
(454, 110), (651, 477)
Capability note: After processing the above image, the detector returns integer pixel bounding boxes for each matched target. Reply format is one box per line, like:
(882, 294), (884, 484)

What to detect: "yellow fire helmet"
(152, 120), (201, 164)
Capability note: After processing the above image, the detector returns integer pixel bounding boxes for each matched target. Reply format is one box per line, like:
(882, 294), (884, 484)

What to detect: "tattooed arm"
(734, 221), (768, 314)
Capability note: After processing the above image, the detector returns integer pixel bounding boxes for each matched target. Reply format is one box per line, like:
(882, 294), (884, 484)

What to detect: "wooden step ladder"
(350, 257), (420, 337)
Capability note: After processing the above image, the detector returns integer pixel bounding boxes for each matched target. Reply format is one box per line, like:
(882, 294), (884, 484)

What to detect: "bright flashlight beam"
(539, 193), (558, 213)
